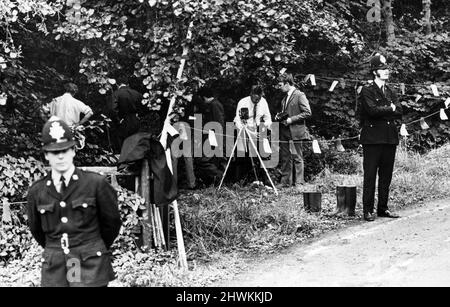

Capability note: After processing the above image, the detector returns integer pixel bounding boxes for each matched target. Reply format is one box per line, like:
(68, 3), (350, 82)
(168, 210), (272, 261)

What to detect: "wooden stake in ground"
(140, 159), (153, 249)
(158, 21), (194, 271)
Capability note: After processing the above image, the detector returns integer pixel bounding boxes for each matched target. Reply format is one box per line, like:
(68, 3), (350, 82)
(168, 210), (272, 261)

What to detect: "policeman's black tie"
(60, 175), (67, 195)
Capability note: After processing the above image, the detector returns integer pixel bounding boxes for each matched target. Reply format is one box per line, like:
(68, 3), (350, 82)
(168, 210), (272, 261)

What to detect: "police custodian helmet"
(370, 53), (388, 71)
(41, 116), (76, 151)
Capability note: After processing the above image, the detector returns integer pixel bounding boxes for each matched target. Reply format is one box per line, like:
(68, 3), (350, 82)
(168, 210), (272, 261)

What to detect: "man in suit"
(111, 76), (143, 147)
(359, 53), (403, 222)
(27, 117), (121, 286)
(276, 73), (312, 187)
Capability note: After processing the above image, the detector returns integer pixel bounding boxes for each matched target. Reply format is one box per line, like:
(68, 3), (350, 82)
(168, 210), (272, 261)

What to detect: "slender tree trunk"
(383, 0), (396, 43)
(423, 0), (432, 35)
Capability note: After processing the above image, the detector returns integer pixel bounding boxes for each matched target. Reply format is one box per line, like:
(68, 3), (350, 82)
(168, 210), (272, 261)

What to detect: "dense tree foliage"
(1, 0), (449, 161)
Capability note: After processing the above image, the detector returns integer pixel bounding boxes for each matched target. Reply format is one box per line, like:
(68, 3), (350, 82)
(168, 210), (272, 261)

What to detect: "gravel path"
(216, 199), (450, 287)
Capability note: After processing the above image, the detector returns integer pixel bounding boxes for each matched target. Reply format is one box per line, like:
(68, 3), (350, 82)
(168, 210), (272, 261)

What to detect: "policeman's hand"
(391, 103), (396, 112)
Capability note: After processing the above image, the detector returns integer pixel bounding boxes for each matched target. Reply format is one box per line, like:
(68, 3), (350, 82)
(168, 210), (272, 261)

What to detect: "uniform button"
(61, 217), (68, 223)
(41, 258), (45, 263)
(60, 201), (66, 208)
(96, 251), (102, 256)
(82, 203), (88, 208)
(387, 121), (390, 124)
(63, 248), (70, 255)
(46, 180), (51, 186)
(40, 209), (46, 214)
(72, 174), (79, 181)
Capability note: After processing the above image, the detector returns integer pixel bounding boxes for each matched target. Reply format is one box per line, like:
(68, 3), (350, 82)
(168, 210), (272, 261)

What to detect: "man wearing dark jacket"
(111, 77), (143, 147)
(196, 87), (225, 185)
(359, 53), (403, 222)
(276, 73), (312, 187)
(27, 117), (121, 287)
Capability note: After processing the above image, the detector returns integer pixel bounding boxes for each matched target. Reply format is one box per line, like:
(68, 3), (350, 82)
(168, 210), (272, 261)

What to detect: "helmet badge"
(49, 122), (66, 143)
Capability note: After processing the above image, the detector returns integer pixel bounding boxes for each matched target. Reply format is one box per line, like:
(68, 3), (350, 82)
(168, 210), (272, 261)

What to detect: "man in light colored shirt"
(234, 85), (272, 130)
(43, 83), (93, 128)
(233, 85), (273, 184)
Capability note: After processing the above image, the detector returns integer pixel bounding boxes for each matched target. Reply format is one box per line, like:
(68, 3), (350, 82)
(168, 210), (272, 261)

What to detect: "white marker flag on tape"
(312, 140), (321, 154)
(400, 124), (409, 136)
(420, 118), (430, 130)
(445, 98), (450, 109)
(415, 94), (422, 102)
(209, 130), (218, 147)
(263, 138), (272, 154)
(440, 109), (448, 121)
(430, 84), (440, 97)
(335, 139), (345, 152)
(280, 68), (287, 75)
(329, 80), (339, 92)
(310, 74), (316, 86)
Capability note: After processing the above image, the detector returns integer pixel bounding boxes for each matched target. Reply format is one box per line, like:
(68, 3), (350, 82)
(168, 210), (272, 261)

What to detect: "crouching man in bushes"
(27, 116), (121, 287)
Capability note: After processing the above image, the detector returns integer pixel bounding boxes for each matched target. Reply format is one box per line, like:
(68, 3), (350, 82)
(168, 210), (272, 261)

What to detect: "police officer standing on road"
(27, 116), (121, 287)
(359, 53), (403, 222)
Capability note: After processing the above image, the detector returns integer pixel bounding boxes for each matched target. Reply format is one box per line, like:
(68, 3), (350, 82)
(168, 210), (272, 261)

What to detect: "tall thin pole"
(158, 21), (194, 272)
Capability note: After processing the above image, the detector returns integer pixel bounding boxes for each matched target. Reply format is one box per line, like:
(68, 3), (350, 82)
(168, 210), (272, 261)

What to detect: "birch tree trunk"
(423, 0), (432, 35)
(383, 0), (396, 43)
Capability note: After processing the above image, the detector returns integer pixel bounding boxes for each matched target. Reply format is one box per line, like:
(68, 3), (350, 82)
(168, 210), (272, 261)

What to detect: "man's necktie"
(60, 176), (67, 195)
(381, 85), (386, 96)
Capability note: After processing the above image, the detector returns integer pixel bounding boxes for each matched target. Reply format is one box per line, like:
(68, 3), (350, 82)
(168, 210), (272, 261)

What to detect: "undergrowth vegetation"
(1, 144), (450, 286)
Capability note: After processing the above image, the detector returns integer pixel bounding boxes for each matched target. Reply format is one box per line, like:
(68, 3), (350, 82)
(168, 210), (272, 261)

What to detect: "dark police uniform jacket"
(359, 82), (403, 145)
(27, 168), (121, 287)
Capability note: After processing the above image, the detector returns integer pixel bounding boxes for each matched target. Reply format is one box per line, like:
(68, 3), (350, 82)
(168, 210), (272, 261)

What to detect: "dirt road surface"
(216, 200), (450, 287)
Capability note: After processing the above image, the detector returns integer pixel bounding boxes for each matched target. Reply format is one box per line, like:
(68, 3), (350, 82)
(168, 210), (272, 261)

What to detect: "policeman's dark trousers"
(279, 126), (304, 186)
(362, 144), (397, 214)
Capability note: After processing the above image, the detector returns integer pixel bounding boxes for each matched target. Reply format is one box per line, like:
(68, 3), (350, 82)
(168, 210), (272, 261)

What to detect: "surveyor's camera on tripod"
(239, 107), (249, 121)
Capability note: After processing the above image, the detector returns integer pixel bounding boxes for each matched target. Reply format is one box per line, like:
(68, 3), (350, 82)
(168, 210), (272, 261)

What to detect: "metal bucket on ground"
(303, 191), (322, 213)
(336, 185), (356, 216)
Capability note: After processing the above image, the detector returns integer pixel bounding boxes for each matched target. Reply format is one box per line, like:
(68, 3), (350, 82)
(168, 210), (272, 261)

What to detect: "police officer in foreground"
(27, 116), (121, 287)
(359, 53), (403, 222)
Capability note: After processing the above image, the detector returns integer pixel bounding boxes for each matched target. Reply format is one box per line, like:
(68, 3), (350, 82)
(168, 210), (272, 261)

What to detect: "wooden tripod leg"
(218, 126), (245, 191)
(245, 127), (279, 195)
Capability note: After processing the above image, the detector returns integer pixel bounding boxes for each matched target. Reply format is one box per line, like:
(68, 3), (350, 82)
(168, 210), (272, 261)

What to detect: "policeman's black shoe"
(377, 210), (400, 218)
(363, 212), (375, 222)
